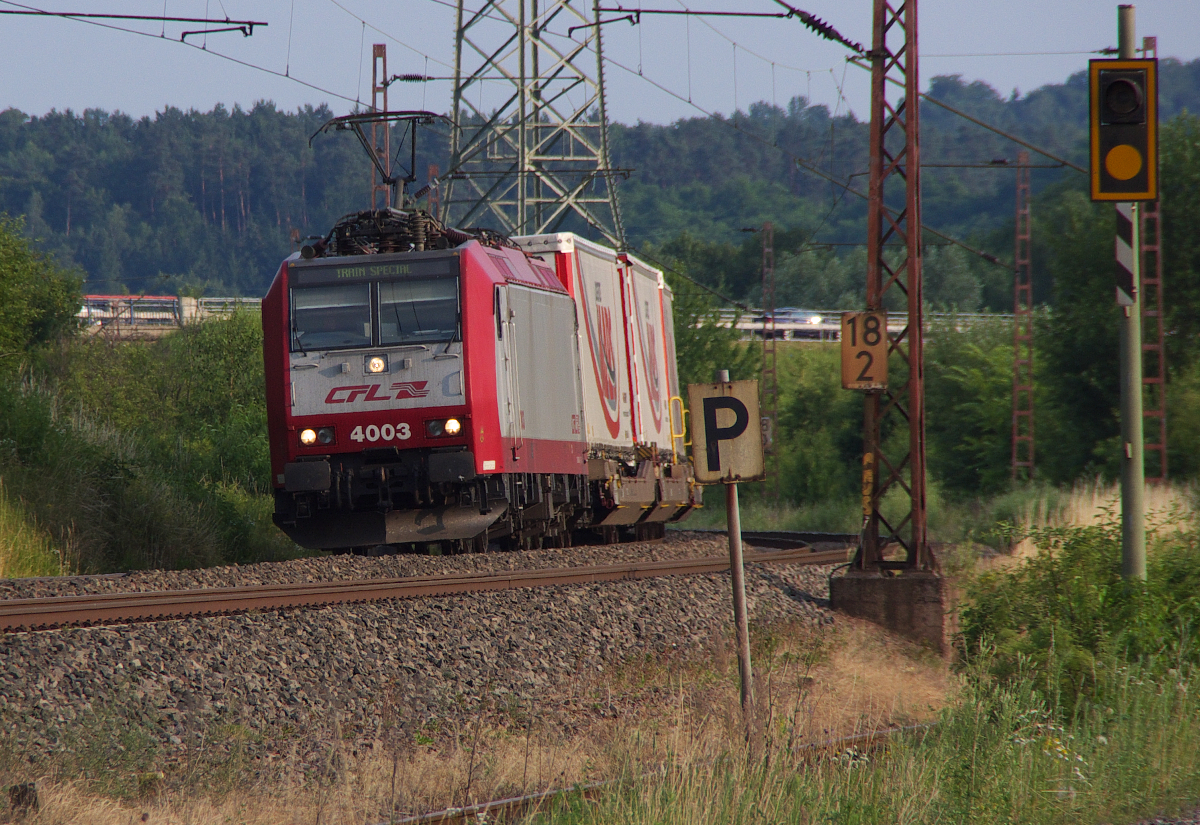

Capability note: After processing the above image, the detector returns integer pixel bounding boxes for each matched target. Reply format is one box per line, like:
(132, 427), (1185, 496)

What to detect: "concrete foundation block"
(829, 571), (949, 655)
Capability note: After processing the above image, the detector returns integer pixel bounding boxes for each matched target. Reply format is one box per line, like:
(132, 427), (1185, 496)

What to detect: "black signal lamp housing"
(1089, 58), (1158, 201)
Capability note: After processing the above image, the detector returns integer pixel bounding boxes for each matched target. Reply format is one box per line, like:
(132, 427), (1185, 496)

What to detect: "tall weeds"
(0, 481), (61, 577)
(533, 661), (1200, 825)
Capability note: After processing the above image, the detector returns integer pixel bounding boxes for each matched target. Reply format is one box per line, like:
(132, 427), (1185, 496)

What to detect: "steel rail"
(703, 529), (860, 548)
(0, 547), (848, 633)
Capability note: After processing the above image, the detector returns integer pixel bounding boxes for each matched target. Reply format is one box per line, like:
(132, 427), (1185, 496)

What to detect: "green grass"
(679, 487), (862, 534)
(679, 480), (1051, 545)
(526, 662), (1200, 825)
(0, 481), (62, 577)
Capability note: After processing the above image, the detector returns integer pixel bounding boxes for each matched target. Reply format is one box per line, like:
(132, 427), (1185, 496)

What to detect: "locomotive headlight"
(316, 427), (335, 445)
(365, 355), (388, 374)
(426, 418), (464, 437)
(299, 428), (318, 446)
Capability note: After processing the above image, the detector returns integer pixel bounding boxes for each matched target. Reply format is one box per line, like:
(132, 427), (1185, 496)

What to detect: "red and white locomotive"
(263, 209), (697, 553)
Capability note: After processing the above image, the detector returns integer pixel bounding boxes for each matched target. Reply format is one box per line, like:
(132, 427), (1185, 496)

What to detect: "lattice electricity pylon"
(1140, 36), (1168, 483)
(370, 45), (390, 210)
(1012, 150), (1035, 481)
(857, 0), (932, 572)
(759, 222), (779, 501)
(444, 0), (626, 247)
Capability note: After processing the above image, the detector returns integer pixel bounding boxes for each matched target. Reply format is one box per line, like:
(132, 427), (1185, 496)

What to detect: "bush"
(0, 312), (301, 573)
(959, 517), (1200, 706)
(0, 214), (81, 364)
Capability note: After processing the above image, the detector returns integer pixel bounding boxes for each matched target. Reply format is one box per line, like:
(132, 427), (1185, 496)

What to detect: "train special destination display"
(262, 211), (698, 554)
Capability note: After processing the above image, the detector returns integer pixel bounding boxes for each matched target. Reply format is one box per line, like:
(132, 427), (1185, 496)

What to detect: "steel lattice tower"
(857, 0), (931, 572)
(1140, 36), (1168, 482)
(1012, 151), (1034, 481)
(445, 0), (625, 247)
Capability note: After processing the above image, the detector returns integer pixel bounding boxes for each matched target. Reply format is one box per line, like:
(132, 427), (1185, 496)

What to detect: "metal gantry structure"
(759, 222), (779, 500)
(857, 0), (931, 572)
(1140, 36), (1168, 483)
(444, 0), (626, 247)
(1012, 150), (1035, 481)
(370, 45), (391, 210)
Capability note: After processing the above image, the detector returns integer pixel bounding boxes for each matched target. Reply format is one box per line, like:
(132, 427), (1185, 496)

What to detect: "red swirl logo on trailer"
(634, 295), (664, 431)
(576, 262), (622, 437)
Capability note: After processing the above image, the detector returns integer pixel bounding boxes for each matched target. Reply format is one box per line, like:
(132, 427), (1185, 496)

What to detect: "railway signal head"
(1089, 58), (1158, 201)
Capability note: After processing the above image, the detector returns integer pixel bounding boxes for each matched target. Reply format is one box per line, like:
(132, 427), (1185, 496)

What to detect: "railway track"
(0, 537), (849, 633)
(688, 529), (860, 549)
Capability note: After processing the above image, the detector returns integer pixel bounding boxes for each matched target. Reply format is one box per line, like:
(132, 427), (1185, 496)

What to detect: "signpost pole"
(1089, 8), (1156, 578)
(713, 368), (755, 726)
(725, 476), (755, 721)
(1117, 5), (1147, 580)
(690, 370), (764, 741)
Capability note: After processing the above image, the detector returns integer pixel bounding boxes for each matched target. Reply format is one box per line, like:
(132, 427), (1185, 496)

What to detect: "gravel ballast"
(0, 532), (837, 776)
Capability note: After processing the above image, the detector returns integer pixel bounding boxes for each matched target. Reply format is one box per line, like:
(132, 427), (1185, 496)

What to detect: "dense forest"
(3, 60), (1200, 510)
(2, 58), (1200, 302)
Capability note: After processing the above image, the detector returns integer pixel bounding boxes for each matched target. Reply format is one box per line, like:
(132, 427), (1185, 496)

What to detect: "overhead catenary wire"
(285, 0), (295, 76)
(663, 0), (830, 76)
(355, 20), (366, 103)
(541, 26), (1012, 269)
(597, 3), (866, 55)
(0, 4), (267, 35)
(398, 1), (1015, 272)
(0, 0), (361, 104)
(925, 49), (1116, 58)
(6, 0), (458, 106)
(407, 1), (1017, 271)
(845, 57), (1086, 174)
(324, 0), (455, 71)
(604, 0), (861, 122)
(585, 0), (981, 268)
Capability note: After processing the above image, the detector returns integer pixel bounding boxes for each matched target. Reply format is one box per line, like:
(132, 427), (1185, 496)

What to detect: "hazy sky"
(1, 1), (1197, 125)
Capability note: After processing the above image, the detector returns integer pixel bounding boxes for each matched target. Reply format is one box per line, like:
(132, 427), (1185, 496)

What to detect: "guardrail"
(713, 309), (1014, 342)
(77, 295), (261, 336)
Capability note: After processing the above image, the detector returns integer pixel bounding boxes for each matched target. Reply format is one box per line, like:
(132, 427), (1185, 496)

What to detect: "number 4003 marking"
(840, 311), (889, 390)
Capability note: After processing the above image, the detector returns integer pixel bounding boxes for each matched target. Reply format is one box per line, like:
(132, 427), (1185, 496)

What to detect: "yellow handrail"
(668, 395), (689, 457)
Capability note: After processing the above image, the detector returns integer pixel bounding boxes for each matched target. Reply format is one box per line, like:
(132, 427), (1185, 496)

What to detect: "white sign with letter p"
(687, 379), (765, 484)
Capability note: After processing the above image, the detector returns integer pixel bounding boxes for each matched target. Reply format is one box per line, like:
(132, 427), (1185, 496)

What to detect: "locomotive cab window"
(289, 276), (459, 352)
(379, 278), (459, 345)
(291, 284), (372, 350)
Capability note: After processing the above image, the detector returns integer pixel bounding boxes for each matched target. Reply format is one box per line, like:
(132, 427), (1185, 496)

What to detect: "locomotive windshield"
(291, 284), (372, 350)
(290, 277), (459, 352)
(379, 279), (458, 345)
